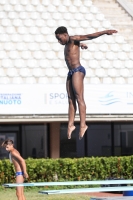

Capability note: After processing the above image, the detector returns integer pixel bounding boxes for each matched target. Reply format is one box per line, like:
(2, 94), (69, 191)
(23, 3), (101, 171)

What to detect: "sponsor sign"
(0, 84), (132, 114)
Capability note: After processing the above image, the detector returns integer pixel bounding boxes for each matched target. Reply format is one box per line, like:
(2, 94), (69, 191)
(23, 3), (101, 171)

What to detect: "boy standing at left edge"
(2, 139), (28, 200)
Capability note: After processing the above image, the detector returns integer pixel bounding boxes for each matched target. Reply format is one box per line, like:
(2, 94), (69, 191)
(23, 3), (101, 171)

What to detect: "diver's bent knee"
(68, 99), (73, 104)
(76, 97), (85, 104)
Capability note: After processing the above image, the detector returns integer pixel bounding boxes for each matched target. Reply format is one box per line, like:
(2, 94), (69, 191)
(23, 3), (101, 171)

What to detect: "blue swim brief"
(15, 172), (24, 177)
(67, 66), (86, 79)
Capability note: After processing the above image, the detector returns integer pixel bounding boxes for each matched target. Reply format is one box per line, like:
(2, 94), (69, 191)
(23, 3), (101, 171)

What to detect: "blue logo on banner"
(99, 91), (121, 105)
(44, 92), (68, 104)
(0, 94), (21, 105)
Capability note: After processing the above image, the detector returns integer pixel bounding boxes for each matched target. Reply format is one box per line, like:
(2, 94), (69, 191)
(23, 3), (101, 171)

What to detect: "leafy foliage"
(1, 156), (133, 185)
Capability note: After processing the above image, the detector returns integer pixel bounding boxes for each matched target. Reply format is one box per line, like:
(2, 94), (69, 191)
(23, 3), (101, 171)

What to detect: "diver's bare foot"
(79, 125), (88, 140)
(67, 125), (76, 139)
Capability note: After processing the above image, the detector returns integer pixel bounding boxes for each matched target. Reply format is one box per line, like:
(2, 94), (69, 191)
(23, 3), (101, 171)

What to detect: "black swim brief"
(67, 66), (86, 79)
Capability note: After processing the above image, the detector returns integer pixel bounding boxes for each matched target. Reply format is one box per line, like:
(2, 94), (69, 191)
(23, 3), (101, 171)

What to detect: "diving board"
(39, 186), (133, 195)
(90, 198), (133, 200)
(3, 179), (133, 187)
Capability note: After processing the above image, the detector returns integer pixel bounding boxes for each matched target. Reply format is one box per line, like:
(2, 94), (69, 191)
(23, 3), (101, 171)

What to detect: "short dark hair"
(55, 26), (68, 34)
(1, 139), (13, 147)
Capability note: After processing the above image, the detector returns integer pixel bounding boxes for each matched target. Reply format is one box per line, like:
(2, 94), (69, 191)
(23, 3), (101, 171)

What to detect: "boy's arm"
(80, 43), (88, 49)
(71, 30), (117, 41)
(12, 151), (29, 178)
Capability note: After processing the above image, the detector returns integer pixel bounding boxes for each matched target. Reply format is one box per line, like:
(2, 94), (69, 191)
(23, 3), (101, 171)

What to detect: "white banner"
(0, 84), (133, 114)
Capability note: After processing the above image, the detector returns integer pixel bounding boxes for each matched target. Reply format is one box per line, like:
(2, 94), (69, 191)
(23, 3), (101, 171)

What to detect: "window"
(21, 124), (48, 159)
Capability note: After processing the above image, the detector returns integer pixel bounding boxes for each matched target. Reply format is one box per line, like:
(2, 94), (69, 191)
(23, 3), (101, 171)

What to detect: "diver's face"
(4, 144), (13, 152)
(55, 33), (68, 45)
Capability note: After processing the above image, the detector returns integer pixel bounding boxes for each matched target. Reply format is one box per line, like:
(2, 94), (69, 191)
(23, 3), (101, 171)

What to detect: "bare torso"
(10, 149), (23, 172)
(64, 37), (81, 70)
